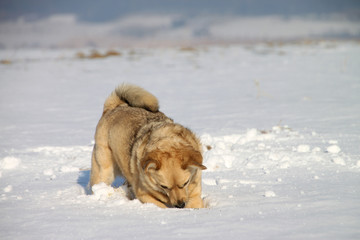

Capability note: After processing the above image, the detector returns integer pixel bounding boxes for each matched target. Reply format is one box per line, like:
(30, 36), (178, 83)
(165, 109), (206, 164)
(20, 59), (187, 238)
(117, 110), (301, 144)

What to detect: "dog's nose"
(175, 201), (186, 208)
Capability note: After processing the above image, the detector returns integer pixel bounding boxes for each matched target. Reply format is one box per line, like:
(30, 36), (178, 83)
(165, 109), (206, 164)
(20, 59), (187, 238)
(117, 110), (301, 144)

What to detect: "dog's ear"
(183, 149), (207, 170)
(141, 151), (161, 172)
(142, 159), (161, 172)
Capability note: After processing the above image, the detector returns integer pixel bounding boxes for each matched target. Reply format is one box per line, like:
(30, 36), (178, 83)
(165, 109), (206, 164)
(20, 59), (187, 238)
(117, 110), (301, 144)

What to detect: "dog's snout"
(175, 201), (186, 208)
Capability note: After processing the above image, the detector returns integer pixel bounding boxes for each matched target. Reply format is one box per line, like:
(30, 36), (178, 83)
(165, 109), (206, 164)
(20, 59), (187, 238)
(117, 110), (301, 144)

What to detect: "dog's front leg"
(185, 180), (205, 208)
(186, 194), (204, 208)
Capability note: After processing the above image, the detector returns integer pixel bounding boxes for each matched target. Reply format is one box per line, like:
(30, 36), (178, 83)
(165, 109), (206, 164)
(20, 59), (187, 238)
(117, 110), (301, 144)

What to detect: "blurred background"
(0, 0), (360, 48)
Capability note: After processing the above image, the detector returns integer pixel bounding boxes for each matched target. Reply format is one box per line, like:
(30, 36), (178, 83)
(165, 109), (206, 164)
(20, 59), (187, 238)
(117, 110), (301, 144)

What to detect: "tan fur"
(103, 83), (159, 114)
(90, 84), (206, 208)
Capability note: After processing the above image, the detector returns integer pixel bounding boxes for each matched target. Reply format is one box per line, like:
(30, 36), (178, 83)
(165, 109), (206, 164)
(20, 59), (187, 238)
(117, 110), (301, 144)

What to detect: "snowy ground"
(1, 13), (360, 48)
(1, 41), (360, 239)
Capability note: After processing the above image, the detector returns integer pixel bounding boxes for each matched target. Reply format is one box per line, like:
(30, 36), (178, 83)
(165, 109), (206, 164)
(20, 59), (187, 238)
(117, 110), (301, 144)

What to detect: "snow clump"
(264, 191), (276, 197)
(0, 157), (21, 170)
(3, 185), (13, 193)
(43, 169), (54, 176)
(326, 145), (341, 154)
(91, 183), (115, 201)
(297, 145), (310, 153)
(332, 157), (346, 166)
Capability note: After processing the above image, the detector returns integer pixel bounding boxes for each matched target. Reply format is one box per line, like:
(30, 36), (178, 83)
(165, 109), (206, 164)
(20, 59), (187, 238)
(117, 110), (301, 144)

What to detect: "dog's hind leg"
(90, 144), (115, 188)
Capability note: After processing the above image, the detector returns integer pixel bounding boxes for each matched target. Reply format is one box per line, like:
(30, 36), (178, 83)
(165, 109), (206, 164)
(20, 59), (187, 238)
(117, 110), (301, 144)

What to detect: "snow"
(0, 156), (21, 170)
(296, 144), (310, 153)
(1, 41), (360, 239)
(327, 145), (341, 154)
(264, 191), (276, 198)
(91, 183), (115, 201)
(331, 157), (346, 166)
(1, 14), (360, 48)
(3, 185), (13, 193)
(43, 169), (54, 176)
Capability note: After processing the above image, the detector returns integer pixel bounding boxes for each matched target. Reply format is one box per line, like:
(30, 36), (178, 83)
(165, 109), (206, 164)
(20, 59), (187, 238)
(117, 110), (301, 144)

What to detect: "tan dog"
(90, 84), (206, 208)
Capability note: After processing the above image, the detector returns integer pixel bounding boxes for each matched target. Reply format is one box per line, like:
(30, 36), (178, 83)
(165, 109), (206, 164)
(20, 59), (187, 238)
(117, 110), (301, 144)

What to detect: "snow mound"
(264, 191), (276, 197)
(91, 183), (115, 201)
(201, 126), (357, 171)
(0, 156), (21, 170)
(332, 157), (346, 166)
(91, 183), (130, 204)
(326, 145), (341, 154)
(43, 169), (54, 176)
(3, 185), (13, 193)
(297, 144), (310, 153)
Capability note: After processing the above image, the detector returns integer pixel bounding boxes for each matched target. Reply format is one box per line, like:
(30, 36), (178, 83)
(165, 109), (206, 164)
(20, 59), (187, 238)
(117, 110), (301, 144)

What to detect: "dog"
(90, 84), (206, 208)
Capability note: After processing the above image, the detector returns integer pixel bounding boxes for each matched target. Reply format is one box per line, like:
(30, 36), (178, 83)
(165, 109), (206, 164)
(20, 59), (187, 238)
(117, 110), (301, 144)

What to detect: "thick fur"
(90, 84), (206, 208)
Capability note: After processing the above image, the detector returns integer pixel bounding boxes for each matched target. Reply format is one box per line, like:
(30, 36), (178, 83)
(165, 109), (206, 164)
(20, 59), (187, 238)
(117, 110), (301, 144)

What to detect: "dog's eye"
(179, 179), (190, 189)
(160, 185), (169, 190)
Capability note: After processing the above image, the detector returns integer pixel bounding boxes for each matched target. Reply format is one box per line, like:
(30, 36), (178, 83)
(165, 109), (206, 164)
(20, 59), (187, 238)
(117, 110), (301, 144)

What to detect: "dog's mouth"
(174, 201), (186, 208)
(156, 186), (187, 208)
(163, 200), (187, 208)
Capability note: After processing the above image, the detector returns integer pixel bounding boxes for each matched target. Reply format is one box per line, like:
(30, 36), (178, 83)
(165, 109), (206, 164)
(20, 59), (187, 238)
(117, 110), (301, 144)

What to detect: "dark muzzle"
(174, 201), (186, 208)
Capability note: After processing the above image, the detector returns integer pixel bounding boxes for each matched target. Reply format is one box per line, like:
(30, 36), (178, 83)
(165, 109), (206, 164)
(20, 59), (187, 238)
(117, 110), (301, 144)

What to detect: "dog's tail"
(103, 84), (159, 114)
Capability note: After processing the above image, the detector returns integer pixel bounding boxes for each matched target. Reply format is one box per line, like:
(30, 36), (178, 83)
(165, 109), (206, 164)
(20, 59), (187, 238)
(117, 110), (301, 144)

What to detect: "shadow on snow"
(77, 170), (126, 195)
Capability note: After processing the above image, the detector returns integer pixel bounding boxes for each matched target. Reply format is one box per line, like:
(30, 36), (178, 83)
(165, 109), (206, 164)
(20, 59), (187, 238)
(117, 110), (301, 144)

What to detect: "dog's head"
(141, 146), (206, 208)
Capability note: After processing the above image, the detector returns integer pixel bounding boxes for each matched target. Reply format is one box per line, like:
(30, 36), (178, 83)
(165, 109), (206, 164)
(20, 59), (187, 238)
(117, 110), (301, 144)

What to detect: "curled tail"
(103, 84), (159, 114)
